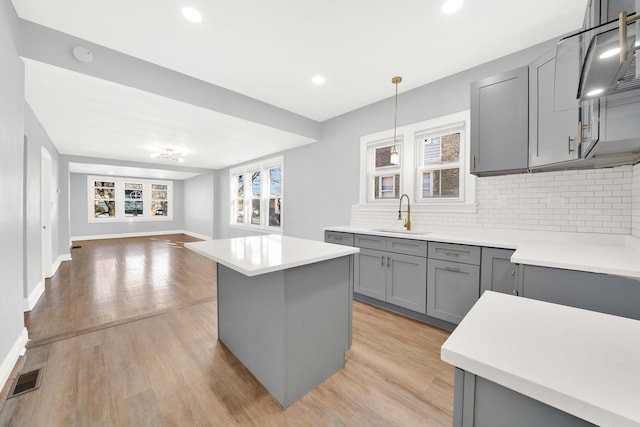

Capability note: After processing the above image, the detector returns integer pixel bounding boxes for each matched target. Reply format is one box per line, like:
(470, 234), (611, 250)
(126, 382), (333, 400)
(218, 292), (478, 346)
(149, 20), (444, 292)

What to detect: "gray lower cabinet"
(353, 234), (428, 315)
(354, 248), (427, 314)
(470, 66), (529, 175)
(324, 231), (355, 348)
(521, 264), (640, 320)
(480, 248), (518, 296)
(427, 242), (481, 324)
(454, 369), (596, 427)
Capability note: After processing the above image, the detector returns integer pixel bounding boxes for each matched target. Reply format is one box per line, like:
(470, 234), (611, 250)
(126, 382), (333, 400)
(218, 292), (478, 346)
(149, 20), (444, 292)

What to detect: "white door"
(41, 147), (53, 278)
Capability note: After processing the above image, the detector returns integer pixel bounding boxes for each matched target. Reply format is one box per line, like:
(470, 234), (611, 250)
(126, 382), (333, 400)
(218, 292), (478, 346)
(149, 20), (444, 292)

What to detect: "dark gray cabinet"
(521, 264), (640, 320)
(427, 242), (481, 324)
(584, 0), (635, 27)
(470, 67), (529, 175)
(529, 47), (581, 167)
(480, 248), (518, 296)
(354, 234), (428, 314)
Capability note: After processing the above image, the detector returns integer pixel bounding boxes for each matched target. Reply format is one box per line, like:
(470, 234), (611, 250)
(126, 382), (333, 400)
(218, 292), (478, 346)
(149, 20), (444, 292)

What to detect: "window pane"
(94, 181), (114, 188)
(251, 199), (260, 225)
(375, 144), (400, 168)
(269, 167), (281, 197)
(423, 168), (459, 198)
(252, 172), (261, 197)
(269, 198), (281, 227)
(151, 201), (168, 216)
(374, 174), (400, 199)
(94, 200), (115, 218)
(95, 188), (115, 200)
(125, 183), (143, 200)
(152, 184), (167, 200)
(125, 201), (143, 217)
(236, 176), (244, 198)
(423, 137), (442, 165)
(236, 200), (244, 223)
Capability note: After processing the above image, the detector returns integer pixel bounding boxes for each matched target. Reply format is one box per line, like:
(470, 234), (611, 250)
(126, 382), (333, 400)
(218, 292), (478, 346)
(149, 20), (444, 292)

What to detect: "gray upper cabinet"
(480, 248), (518, 296)
(584, 0), (636, 27)
(470, 67), (529, 175)
(529, 47), (581, 168)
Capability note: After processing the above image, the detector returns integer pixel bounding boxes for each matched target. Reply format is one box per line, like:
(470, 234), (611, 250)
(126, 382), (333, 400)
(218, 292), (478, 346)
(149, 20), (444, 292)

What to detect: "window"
(359, 110), (475, 212)
(88, 176), (173, 222)
(230, 156), (283, 232)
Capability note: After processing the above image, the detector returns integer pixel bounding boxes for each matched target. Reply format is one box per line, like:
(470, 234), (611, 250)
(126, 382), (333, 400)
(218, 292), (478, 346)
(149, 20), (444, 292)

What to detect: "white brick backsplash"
(352, 165), (636, 235)
(633, 163), (640, 237)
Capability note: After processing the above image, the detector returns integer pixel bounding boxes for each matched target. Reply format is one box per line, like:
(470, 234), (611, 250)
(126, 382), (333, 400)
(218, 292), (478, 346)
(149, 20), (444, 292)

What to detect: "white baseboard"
(50, 253), (71, 277)
(71, 229), (185, 242)
(181, 230), (213, 241)
(24, 279), (44, 312)
(0, 328), (28, 393)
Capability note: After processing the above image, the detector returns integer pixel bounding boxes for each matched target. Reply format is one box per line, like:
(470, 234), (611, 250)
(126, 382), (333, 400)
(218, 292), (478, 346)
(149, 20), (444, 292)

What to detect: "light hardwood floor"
(1, 234), (454, 426)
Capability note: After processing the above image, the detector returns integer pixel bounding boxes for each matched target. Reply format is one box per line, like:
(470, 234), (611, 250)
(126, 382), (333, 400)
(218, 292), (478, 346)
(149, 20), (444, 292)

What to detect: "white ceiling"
(68, 163), (200, 181)
(14, 0), (589, 175)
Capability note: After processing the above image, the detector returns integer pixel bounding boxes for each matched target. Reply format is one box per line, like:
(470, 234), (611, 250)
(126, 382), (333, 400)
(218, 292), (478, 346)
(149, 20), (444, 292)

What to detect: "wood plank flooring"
(1, 234), (454, 426)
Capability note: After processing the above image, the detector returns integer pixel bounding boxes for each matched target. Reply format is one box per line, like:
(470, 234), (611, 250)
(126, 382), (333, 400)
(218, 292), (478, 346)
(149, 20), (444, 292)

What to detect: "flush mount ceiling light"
(152, 148), (185, 162)
(72, 46), (94, 63)
(441, 0), (463, 15)
(312, 75), (326, 85)
(181, 6), (202, 23)
(390, 76), (402, 165)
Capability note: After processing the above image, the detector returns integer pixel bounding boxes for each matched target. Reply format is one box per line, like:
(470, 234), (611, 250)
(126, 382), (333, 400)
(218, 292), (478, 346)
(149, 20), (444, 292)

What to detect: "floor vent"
(7, 368), (43, 399)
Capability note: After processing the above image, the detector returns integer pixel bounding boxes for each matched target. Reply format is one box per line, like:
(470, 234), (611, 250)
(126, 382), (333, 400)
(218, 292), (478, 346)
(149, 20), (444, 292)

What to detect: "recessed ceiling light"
(312, 75), (326, 85)
(182, 6), (202, 23)
(441, 0), (463, 14)
(586, 88), (604, 97)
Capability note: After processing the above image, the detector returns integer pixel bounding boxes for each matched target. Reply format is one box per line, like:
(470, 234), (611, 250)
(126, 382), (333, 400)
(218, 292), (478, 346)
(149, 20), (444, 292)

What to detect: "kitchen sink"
(372, 228), (429, 235)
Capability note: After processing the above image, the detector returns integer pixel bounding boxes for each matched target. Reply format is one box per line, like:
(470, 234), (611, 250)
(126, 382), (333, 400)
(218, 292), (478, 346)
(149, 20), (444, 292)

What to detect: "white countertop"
(441, 291), (640, 427)
(185, 235), (359, 277)
(325, 225), (640, 278)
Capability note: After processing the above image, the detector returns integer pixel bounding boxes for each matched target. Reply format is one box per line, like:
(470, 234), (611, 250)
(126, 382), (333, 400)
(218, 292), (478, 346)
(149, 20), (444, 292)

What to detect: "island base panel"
(217, 256), (350, 409)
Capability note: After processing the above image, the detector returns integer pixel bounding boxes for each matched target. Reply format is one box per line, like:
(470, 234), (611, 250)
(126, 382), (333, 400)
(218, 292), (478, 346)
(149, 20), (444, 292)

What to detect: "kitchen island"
(185, 235), (359, 409)
(441, 291), (640, 427)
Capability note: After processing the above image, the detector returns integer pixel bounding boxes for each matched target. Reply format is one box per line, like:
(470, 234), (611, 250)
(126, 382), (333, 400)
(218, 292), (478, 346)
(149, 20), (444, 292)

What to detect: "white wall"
(183, 173), (215, 239)
(632, 163), (640, 238)
(0, 0), (28, 392)
(353, 165), (634, 234)
(69, 173), (185, 239)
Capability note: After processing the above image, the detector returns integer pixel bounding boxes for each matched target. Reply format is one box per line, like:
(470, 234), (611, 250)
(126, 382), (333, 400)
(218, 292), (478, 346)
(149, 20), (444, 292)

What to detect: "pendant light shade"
(390, 76), (402, 165)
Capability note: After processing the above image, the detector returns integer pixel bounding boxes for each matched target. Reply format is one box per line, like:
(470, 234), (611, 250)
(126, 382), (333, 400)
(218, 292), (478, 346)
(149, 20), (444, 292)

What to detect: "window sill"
(355, 202), (478, 214)
(88, 216), (174, 223)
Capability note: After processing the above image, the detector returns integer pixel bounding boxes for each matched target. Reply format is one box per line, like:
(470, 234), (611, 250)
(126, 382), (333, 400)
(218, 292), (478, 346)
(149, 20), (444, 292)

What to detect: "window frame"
(230, 156), (284, 233)
(87, 176), (174, 223)
(359, 110), (476, 213)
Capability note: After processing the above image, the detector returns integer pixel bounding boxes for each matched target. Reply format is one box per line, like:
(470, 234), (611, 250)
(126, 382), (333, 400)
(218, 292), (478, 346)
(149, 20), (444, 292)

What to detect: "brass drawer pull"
(387, 256), (391, 268)
(443, 251), (460, 257)
(381, 255), (384, 266)
(445, 266), (461, 272)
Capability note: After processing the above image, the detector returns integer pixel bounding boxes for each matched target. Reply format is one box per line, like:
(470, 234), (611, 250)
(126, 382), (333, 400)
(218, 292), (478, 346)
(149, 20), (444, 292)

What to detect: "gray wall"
(0, 0), (26, 379)
(184, 173), (215, 239)
(69, 173), (185, 239)
(215, 39), (558, 241)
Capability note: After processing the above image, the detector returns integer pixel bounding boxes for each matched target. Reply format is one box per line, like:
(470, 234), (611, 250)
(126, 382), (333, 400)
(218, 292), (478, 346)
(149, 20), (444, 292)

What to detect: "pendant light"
(390, 76), (402, 165)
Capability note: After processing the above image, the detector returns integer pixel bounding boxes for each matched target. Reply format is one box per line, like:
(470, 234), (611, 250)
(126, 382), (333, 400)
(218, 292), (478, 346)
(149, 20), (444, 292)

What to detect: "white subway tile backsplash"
(352, 165), (636, 235)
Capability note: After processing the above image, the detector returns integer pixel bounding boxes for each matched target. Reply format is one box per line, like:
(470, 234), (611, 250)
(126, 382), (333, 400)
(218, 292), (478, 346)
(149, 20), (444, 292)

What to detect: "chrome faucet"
(398, 194), (411, 231)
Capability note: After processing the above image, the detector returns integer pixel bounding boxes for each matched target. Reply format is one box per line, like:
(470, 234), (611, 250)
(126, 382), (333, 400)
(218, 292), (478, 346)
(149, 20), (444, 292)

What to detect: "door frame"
(41, 147), (53, 278)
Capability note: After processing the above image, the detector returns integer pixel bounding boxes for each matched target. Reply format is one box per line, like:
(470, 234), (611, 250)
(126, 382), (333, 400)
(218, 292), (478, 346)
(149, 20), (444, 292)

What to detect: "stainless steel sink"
(372, 228), (429, 235)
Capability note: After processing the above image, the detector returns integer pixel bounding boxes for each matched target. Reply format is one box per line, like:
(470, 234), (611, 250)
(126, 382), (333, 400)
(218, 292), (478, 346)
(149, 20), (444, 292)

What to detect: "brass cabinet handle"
(511, 265), (517, 279)
(381, 255), (384, 266)
(443, 251), (460, 257)
(387, 256), (391, 268)
(577, 121), (583, 146)
(567, 136), (574, 154)
(472, 155), (476, 170)
(445, 266), (460, 272)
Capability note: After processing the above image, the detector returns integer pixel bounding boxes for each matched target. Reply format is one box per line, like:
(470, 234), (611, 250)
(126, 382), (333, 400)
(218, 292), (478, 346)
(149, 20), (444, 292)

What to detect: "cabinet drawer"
(355, 234), (387, 250)
(387, 238), (428, 257)
(428, 242), (481, 265)
(325, 231), (354, 246)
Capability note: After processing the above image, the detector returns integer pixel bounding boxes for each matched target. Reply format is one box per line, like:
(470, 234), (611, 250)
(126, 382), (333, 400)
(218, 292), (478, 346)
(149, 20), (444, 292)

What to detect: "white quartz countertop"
(441, 291), (640, 427)
(185, 235), (359, 277)
(325, 225), (640, 278)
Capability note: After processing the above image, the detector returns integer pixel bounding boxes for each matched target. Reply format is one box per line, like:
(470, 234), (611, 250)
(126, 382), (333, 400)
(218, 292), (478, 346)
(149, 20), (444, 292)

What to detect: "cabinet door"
(470, 67), (528, 175)
(386, 253), (427, 314)
(480, 248), (517, 295)
(521, 265), (640, 320)
(529, 47), (580, 167)
(354, 248), (386, 301)
(427, 260), (480, 324)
